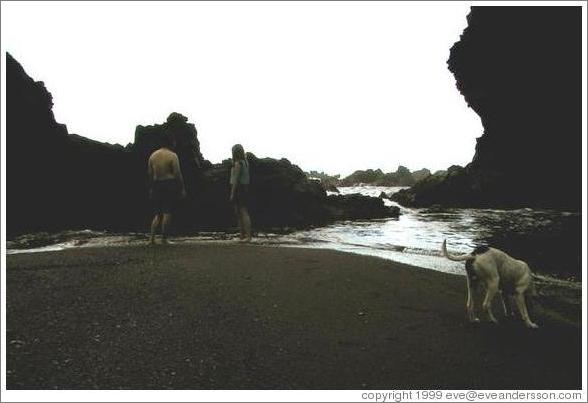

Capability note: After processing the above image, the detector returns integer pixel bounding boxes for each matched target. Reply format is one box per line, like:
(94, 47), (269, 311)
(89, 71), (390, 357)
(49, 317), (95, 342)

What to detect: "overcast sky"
(2, 1), (482, 176)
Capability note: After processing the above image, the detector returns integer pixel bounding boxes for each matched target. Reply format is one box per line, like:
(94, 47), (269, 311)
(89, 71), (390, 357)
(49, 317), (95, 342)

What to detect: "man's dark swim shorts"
(151, 179), (180, 214)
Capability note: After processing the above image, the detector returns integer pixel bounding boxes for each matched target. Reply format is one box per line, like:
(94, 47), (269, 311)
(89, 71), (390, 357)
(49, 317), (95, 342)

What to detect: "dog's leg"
(482, 280), (499, 323)
(500, 292), (509, 317)
(465, 275), (479, 323)
(514, 292), (539, 329)
(508, 295), (516, 317)
(501, 293), (515, 318)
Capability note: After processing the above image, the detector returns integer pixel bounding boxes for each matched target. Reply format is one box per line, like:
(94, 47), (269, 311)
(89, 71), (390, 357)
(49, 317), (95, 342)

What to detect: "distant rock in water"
(412, 168), (431, 183)
(339, 169), (386, 186)
(393, 7), (581, 210)
(392, 165), (472, 207)
(305, 170), (340, 193)
(325, 184), (340, 193)
(338, 166), (432, 187)
(6, 53), (398, 236)
(325, 194), (400, 221)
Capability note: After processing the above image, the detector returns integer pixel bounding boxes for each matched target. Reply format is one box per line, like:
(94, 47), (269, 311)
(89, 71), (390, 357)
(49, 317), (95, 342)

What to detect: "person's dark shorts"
(233, 184), (250, 208)
(151, 179), (180, 214)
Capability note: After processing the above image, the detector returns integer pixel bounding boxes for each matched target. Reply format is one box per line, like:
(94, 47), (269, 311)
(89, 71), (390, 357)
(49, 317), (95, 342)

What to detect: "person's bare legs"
(234, 204), (245, 239)
(161, 213), (172, 244)
(239, 206), (252, 242)
(150, 214), (162, 245)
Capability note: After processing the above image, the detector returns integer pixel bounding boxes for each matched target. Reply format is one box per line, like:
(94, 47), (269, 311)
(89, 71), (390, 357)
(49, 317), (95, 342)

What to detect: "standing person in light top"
(147, 132), (186, 245)
(229, 144), (252, 242)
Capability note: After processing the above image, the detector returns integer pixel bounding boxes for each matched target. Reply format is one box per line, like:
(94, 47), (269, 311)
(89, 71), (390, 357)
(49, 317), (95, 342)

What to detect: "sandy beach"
(6, 244), (582, 389)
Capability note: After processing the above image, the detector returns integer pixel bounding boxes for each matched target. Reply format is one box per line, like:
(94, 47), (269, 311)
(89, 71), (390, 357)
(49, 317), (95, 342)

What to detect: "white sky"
(1, 1), (482, 177)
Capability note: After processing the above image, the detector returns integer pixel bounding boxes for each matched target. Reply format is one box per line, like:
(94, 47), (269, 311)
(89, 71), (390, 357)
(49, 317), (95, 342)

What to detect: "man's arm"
(147, 157), (154, 196)
(173, 154), (187, 198)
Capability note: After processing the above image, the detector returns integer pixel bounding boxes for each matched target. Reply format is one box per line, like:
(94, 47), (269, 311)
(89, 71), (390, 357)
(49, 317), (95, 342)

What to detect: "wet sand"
(6, 244), (582, 389)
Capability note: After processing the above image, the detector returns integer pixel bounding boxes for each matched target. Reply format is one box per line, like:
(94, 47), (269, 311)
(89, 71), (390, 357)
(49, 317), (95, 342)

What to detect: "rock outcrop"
(6, 52), (142, 234)
(306, 171), (341, 193)
(337, 166), (432, 187)
(6, 53), (398, 236)
(393, 7), (581, 210)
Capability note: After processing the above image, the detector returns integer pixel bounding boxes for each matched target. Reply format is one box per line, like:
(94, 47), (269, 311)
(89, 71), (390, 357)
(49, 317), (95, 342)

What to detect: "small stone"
(10, 340), (25, 348)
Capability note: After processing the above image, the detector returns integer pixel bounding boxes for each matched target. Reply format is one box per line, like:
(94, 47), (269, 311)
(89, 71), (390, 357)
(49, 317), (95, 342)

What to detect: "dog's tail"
(441, 240), (474, 262)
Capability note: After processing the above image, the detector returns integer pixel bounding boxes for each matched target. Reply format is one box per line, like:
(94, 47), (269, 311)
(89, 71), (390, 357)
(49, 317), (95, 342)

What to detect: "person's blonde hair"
(232, 144), (246, 161)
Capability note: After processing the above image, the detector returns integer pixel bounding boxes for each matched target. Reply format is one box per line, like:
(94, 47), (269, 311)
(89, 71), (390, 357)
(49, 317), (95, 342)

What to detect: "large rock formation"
(393, 7), (581, 210)
(6, 53), (398, 236)
(6, 52), (142, 234)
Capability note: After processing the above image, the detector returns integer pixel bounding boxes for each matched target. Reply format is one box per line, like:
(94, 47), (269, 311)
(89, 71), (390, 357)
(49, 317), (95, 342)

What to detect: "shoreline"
(6, 198), (582, 284)
(6, 244), (582, 389)
(7, 233), (583, 284)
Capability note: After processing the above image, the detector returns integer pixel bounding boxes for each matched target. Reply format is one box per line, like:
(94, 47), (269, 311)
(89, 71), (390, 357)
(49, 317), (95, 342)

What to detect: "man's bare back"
(148, 148), (182, 182)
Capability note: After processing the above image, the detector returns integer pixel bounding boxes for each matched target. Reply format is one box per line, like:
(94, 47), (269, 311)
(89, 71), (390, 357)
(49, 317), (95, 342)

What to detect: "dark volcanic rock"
(394, 7), (581, 210)
(6, 52), (141, 234)
(338, 166), (433, 187)
(325, 194), (400, 221)
(193, 155), (330, 230)
(412, 168), (431, 182)
(339, 169), (385, 186)
(6, 53), (398, 236)
(392, 165), (476, 207)
(325, 184), (340, 193)
(305, 170), (341, 193)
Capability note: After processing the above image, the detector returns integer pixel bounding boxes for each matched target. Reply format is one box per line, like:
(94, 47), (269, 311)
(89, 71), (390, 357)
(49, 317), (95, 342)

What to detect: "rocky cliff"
(393, 6), (581, 210)
(6, 53), (398, 236)
(6, 52), (142, 234)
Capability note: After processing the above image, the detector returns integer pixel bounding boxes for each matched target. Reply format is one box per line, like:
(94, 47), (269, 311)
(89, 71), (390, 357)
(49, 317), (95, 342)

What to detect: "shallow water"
(7, 186), (582, 284)
(321, 186), (581, 280)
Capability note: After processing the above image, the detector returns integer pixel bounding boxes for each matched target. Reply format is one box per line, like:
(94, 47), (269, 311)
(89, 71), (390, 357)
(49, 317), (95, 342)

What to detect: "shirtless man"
(148, 133), (186, 244)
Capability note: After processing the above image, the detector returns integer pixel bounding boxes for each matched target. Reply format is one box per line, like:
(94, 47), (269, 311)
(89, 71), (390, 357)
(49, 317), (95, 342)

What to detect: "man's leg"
(161, 213), (172, 244)
(150, 214), (162, 244)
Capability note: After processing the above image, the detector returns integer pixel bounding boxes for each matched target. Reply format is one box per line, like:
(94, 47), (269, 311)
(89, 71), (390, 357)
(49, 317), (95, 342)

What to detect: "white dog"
(442, 240), (538, 329)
